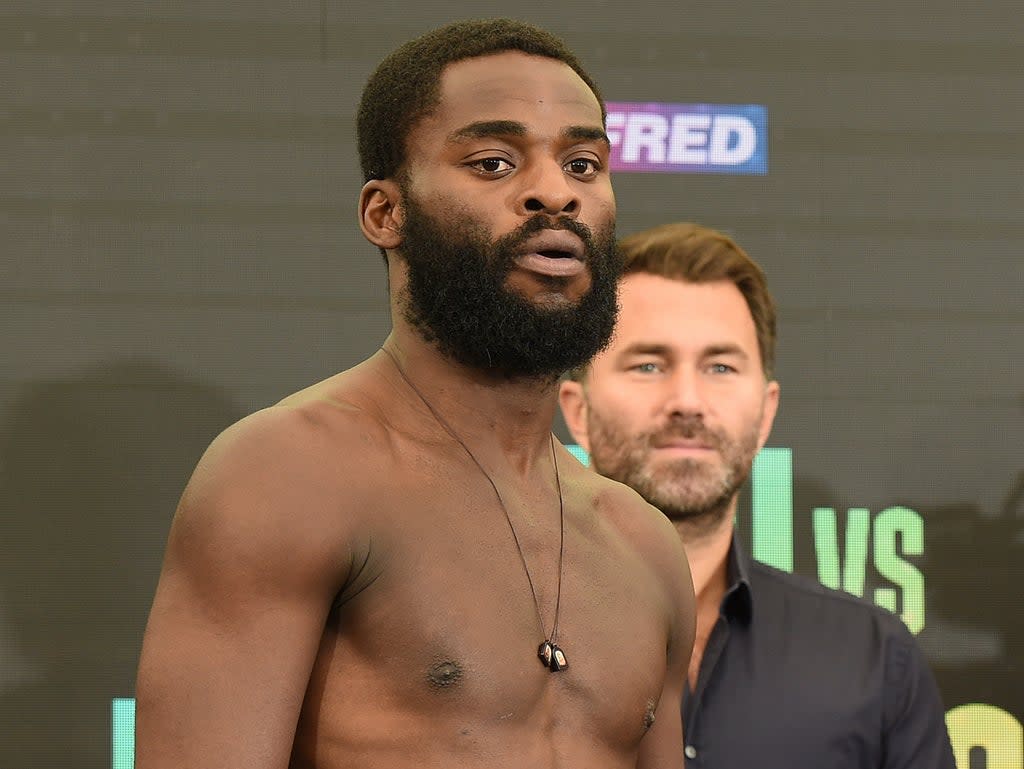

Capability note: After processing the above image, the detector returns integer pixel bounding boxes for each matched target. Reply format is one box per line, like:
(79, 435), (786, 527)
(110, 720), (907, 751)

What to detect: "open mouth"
(515, 251), (585, 277)
(538, 249), (575, 260)
(514, 230), (586, 277)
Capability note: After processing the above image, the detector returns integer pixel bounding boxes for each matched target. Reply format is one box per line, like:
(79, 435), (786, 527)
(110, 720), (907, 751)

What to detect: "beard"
(395, 191), (620, 381)
(587, 410), (763, 537)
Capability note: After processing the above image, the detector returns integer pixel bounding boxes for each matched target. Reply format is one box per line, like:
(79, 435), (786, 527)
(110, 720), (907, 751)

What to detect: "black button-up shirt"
(682, 536), (955, 768)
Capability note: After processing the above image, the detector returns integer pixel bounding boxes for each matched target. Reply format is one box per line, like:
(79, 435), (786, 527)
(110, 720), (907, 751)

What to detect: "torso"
(683, 556), (953, 769)
(281, 360), (677, 768)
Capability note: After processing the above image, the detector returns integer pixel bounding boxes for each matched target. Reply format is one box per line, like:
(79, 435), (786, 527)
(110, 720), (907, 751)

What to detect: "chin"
(532, 291), (580, 310)
(507, 275), (586, 305)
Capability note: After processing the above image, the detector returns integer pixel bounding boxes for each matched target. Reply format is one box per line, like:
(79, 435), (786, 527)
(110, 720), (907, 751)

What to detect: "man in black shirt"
(559, 221), (955, 768)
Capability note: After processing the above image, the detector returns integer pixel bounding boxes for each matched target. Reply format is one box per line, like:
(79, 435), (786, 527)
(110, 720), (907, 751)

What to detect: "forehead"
(418, 51), (604, 140)
(610, 273), (759, 353)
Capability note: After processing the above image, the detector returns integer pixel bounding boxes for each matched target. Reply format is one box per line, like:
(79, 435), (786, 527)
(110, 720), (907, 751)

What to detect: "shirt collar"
(720, 532), (754, 624)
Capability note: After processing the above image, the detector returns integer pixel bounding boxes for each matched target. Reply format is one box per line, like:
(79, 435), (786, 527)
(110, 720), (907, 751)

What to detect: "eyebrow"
(564, 125), (611, 146)
(447, 120), (610, 147)
(619, 343), (672, 358)
(618, 343), (749, 359)
(704, 344), (749, 359)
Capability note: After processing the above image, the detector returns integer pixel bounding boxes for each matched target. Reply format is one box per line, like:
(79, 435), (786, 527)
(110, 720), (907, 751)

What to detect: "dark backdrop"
(1, 3), (1020, 767)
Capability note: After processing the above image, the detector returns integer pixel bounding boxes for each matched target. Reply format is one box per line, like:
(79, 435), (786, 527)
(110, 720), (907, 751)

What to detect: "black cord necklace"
(382, 346), (568, 672)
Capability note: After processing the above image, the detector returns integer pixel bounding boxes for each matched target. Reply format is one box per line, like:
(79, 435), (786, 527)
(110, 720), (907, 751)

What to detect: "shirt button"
(685, 745), (697, 759)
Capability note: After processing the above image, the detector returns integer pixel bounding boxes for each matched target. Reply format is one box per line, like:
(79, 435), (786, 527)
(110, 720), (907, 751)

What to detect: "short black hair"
(357, 18), (605, 183)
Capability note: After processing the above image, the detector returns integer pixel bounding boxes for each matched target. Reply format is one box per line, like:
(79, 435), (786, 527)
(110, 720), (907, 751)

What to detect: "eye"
(709, 362), (736, 374)
(631, 361), (662, 374)
(564, 156), (601, 177)
(467, 156), (514, 175)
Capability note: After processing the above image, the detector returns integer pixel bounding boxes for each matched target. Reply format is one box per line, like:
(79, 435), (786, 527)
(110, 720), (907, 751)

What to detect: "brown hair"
(624, 222), (776, 377)
(572, 222), (776, 380)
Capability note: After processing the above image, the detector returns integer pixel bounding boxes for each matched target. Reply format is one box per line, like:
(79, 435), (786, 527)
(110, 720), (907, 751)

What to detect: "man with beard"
(134, 19), (695, 769)
(559, 222), (956, 768)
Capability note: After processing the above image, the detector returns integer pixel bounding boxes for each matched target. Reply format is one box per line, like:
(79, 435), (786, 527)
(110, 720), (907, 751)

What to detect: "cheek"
(586, 398), (648, 448)
(587, 190), (616, 230)
(594, 382), (660, 422)
(408, 178), (496, 228)
(719, 402), (767, 446)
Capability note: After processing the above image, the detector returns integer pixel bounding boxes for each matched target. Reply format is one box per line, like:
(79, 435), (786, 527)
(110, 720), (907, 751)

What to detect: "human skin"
(134, 52), (695, 769)
(559, 273), (778, 688)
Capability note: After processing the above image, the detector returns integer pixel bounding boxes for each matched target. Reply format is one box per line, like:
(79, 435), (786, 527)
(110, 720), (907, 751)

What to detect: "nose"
(516, 158), (580, 218)
(663, 369), (706, 418)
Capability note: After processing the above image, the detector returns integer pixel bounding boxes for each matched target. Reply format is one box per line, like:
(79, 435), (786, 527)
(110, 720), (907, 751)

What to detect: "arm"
(881, 624), (956, 769)
(636, 512), (696, 769)
(135, 408), (363, 769)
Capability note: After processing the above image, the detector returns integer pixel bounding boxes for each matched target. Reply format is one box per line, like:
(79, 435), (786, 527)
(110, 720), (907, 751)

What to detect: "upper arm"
(882, 626), (956, 769)
(135, 409), (370, 769)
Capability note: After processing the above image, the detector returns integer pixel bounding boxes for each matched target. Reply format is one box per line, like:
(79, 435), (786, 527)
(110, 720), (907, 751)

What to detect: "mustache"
(649, 414), (725, 450)
(493, 214), (596, 258)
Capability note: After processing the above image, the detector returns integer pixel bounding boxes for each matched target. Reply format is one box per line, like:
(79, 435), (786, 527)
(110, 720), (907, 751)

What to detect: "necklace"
(382, 346), (568, 672)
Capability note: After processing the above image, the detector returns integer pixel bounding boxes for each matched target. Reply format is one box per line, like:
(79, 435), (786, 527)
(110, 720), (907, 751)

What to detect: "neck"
(677, 507), (734, 620)
(676, 499), (736, 691)
(380, 329), (560, 471)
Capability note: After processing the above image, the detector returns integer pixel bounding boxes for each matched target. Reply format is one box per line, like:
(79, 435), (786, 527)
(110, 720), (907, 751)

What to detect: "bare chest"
(313, 475), (671, 749)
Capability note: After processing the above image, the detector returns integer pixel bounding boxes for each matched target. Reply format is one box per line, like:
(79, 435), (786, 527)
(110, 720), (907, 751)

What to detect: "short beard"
(588, 411), (761, 539)
(396, 191), (620, 382)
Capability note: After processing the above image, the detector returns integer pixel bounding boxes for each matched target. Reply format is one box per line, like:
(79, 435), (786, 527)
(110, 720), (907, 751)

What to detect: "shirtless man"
(135, 19), (695, 769)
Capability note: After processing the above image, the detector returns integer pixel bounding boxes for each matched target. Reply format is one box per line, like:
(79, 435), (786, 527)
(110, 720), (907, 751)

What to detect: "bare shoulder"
(561, 451), (688, 578)
(559, 448), (695, 651)
(135, 370), (402, 768)
(169, 371), (400, 591)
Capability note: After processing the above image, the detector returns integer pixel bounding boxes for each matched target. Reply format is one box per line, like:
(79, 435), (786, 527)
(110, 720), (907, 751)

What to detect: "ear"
(756, 379), (780, 451)
(558, 379), (592, 453)
(358, 179), (403, 251)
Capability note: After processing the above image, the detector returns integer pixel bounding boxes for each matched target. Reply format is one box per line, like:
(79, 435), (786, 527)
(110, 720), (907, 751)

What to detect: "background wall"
(1, 2), (1021, 767)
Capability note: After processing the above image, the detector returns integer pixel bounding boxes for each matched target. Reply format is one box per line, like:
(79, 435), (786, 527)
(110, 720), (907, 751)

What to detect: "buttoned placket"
(682, 612), (732, 766)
